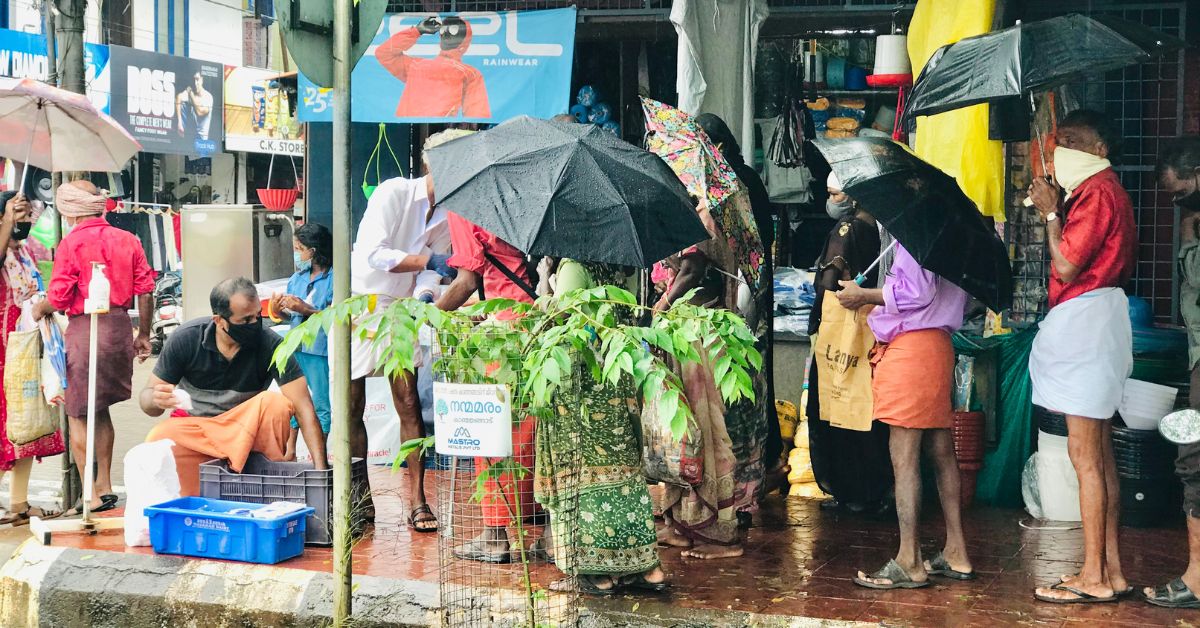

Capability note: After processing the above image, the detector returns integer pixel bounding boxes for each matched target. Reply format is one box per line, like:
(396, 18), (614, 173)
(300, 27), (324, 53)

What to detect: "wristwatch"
(1045, 211), (1058, 223)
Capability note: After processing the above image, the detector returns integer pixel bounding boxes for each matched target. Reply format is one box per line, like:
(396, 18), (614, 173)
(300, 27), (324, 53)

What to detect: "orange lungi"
(145, 391), (293, 496)
(476, 415), (539, 527)
(870, 329), (954, 430)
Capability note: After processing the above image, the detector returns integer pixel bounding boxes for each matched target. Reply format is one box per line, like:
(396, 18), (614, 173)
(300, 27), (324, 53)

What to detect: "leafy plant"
(273, 286), (760, 625)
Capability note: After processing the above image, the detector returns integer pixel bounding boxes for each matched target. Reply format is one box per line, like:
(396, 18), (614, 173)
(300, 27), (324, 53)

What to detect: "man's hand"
(151, 383), (179, 411)
(31, 299), (54, 322)
(425, 253), (458, 279)
(1028, 177), (1062, 218)
(134, 333), (152, 363)
(416, 17), (441, 35)
(836, 280), (874, 310)
(3, 194), (30, 225)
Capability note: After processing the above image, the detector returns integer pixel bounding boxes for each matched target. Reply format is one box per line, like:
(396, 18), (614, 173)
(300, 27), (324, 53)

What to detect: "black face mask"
(222, 317), (261, 348)
(11, 222), (30, 241)
(1178, 188), (1200, 211)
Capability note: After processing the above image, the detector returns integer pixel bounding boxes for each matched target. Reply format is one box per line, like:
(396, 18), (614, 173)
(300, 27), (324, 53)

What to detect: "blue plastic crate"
(145, 496), (314, 565)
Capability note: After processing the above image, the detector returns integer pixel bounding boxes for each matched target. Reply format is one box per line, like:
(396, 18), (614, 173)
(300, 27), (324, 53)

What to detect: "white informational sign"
(433, 382), (513, 458)
(294, 377), (402, 466)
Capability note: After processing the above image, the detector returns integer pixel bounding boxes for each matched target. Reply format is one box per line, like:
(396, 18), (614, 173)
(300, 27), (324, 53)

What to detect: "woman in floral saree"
(535, 259), (665, 595)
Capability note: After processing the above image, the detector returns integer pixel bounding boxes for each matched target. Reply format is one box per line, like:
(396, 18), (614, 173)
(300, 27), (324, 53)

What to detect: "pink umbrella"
(0, 77), (141, 186)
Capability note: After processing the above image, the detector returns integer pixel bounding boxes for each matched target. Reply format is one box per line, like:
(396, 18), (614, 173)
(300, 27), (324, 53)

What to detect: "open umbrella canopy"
(0, 78), (140, 173)
(424, 115), (708, 269)
(904, 13), (1185, 120)
(641, 98), (766, 293)
(815, 137), (1013, 311)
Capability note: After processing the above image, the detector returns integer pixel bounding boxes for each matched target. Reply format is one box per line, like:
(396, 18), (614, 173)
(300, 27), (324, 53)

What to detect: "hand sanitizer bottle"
(85, 262), (111, 315)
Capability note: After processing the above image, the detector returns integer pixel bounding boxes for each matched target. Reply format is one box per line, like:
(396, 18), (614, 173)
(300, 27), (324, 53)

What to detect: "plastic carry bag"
(641, 385), (703, 487)
(4, 328), (57, 445)
(124, 439), (181, 547)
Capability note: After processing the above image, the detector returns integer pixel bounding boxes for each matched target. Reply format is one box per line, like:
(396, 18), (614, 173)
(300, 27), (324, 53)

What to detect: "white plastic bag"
(123, 439), (180, 547)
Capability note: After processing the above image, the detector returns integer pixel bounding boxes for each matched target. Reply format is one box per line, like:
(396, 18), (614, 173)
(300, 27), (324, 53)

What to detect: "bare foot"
(642, 566), (666, 584)
(1059, 572), (1128, 594)
(682, 543), (744, 559)
(657, 527), (692, 548)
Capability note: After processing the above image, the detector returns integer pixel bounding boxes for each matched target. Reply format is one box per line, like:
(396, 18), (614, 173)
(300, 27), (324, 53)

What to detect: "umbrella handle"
(19, 110), (39, 198)
(855, 239), (899, 286)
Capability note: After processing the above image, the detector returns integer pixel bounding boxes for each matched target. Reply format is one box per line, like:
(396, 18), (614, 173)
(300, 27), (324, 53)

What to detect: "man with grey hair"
(345, 128), (464, 531)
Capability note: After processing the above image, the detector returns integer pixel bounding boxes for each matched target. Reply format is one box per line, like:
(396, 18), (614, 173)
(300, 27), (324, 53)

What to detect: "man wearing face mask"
(1026, 109), (1137, 604)
(140, 277), (328, 495)
(805, 173), (891, 517)
(35, 180), (154, 515)
(1143, 137), (1200, 608)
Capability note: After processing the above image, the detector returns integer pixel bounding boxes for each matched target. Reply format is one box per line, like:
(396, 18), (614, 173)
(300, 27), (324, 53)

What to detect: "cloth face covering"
(1053, 146), (1111, 197)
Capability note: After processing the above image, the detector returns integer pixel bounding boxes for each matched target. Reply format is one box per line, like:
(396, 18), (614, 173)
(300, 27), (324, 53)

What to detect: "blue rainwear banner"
(0, 28), (111, 114)
(299, 8), (575, 124)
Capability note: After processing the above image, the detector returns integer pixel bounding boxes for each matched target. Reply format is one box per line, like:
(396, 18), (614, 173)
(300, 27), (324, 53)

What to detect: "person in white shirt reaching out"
(347, 129), (467, 532)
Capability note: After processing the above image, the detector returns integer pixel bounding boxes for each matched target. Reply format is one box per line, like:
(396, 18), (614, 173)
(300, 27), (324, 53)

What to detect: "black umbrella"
(815, 137), (1013, 311)
(904, 14), (1185, 121)
(424, 116), (709, 269)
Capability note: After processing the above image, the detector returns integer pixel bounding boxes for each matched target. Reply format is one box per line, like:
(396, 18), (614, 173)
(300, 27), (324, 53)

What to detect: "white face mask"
(1053, 146), (1110, 196)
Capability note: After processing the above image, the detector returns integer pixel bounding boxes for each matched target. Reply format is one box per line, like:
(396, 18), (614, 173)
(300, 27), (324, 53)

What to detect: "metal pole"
(331, 0), (354, 623)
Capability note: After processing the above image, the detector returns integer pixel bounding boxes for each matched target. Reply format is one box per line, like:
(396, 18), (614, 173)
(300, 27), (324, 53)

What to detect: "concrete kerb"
(0, 540), (870, 627)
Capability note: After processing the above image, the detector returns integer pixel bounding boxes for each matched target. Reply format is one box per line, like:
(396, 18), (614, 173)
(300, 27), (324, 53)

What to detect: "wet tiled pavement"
(50, 466), (1197, 626)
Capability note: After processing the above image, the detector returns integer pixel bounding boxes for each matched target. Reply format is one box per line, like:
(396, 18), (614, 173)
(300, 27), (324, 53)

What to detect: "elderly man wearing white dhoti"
(347, 129), (469, 532)
(1026, 110), (1137, 605)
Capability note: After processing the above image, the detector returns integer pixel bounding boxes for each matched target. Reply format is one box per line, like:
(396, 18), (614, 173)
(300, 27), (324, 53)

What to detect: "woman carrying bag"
(0, 190), (65, 525)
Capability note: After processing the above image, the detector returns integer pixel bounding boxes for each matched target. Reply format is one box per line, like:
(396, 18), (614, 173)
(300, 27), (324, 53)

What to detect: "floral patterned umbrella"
(640, 97), (764, 293)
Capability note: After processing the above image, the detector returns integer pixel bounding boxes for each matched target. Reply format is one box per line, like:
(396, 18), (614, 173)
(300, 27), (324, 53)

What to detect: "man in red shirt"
(436, 213), (537, 563)
(1027, 110), (1136, 604)
(36, 180), (154, 514)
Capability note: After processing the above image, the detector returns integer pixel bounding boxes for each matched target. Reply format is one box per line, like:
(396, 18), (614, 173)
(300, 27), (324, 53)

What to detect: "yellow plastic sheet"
(908, 0), (1006, 222)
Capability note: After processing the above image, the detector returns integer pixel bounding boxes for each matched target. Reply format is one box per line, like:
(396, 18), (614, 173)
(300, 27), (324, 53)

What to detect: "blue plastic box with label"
(145, 496), (314, 564)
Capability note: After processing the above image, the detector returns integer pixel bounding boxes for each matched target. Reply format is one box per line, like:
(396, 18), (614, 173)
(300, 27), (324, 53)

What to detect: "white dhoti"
(348, 296), (426, 380)
(1029, 287), (1132, 419)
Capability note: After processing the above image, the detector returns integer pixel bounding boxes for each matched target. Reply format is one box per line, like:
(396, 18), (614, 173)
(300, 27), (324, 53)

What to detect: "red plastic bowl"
(866, 73), (913, 88)
(258, 188), (299, 211)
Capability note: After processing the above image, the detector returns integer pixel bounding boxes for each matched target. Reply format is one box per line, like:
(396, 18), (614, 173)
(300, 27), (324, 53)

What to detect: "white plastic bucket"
(1036, 430), (1081, 522)
(1119, 378), (1178, 430)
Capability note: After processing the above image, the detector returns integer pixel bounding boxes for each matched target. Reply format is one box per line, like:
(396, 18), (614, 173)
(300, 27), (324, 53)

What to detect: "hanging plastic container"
(257, 151), (299, 211)
(360, 123), (403, 202)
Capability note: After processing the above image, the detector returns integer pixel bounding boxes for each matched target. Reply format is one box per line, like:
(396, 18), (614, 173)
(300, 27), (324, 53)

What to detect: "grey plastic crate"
(199, 453), (369, 546)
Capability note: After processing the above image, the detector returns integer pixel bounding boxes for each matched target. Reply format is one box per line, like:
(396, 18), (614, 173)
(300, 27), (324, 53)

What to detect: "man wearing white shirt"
(348, 129), (466, 531)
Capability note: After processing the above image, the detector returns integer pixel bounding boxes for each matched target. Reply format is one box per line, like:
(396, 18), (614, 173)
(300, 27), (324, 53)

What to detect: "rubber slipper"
(925, 553), (976, 581)
(853, 559), (931, 590)
(1034, 582), (1117, 604)
(407, 504), (438, 533)
(453, 539), (510, 564)
(552, 576), (616, 596)
(619, 573), (669, 593)
(1, 506), (62, 527)
(1057, 574), (1133, 596)
(1145, 578), (1200, 609)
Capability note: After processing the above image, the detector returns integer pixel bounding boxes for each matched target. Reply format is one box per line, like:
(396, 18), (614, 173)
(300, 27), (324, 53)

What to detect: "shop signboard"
(432, 382), (513, 457)
(299, 8), (575, 124)
(109, 46), (224, 157)
(223, 66), (303, 157)
(0, 28), (110, 113)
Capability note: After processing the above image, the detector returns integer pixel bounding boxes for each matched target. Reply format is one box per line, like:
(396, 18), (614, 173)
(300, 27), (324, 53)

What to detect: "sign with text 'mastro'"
(223, 66), (303, 157)
(433, 382), (513, 457)
(0, 28), (110, 114)
(299, 8), (575, 124)
(109, 46), (224, 156)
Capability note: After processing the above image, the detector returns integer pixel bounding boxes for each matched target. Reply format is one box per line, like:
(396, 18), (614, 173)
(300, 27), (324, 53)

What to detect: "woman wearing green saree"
(534, 259), (666, 595)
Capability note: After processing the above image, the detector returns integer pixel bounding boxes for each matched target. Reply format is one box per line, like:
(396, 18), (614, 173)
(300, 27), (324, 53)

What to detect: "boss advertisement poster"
(299, 8), (575, 124)
(223, 66), (303, 157)
(110, 46), (224, 156)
